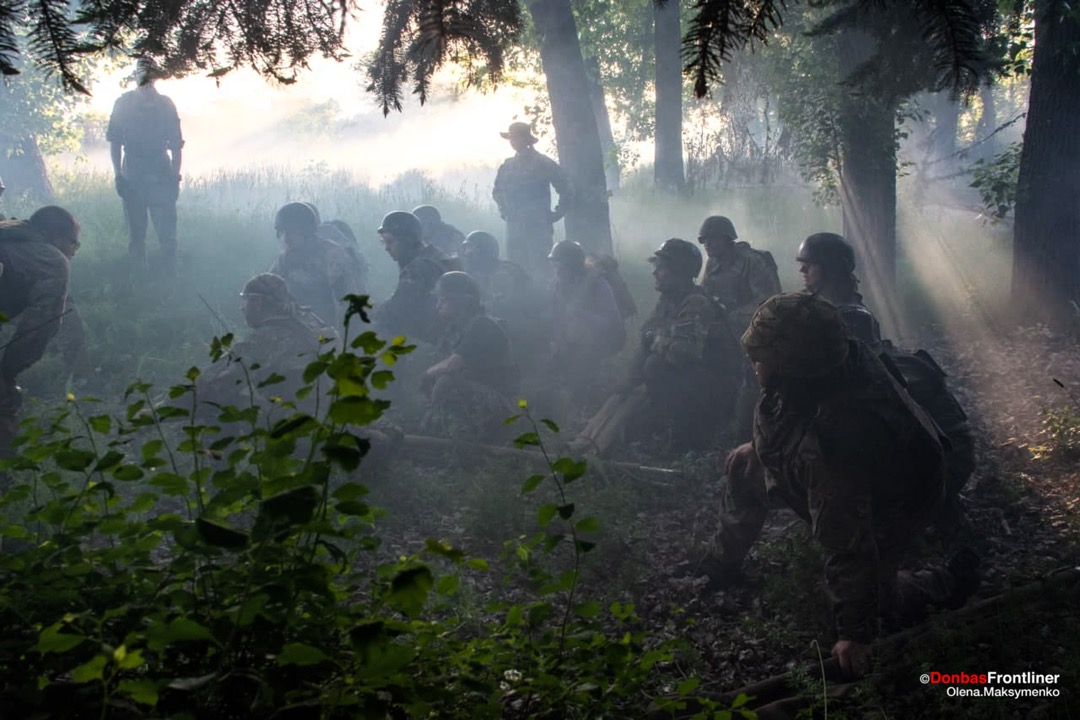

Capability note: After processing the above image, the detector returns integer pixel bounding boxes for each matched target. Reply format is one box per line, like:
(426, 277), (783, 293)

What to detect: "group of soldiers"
(0, 103), (984, 680)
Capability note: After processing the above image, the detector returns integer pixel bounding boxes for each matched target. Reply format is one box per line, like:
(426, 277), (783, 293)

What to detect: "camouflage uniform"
(270, 236), (359, 328)
(550, 270), (625, 380)
(0, 222), (71, 454)
(712, 294), (962, 642)
(626, 285), (741, 450)
(492, 148), (571, 273)
(375, 244), (448, 345)
(701, 242), (782, 332)
(423, 312), (517, 439)
(107, 84), (183, 267)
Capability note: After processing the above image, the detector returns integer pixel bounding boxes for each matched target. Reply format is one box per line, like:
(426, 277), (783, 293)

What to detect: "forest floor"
(371, 327), (1080, 719)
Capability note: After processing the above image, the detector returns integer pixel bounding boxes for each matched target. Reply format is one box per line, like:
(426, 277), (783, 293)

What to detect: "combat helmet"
(241, 273), (294, 309)
(741, 292), (849, 379)
(462, 231), (500, 261)
(796, 233), (855, 275)
(275, 202), (318, 235)
(650, 238), (703, 279)
(698, 215), (738, 241)
(547, 240), (586, 269)
(377, 211), (423, 245)
(412, 205), (441, 225)
(433, 271), (481, 302)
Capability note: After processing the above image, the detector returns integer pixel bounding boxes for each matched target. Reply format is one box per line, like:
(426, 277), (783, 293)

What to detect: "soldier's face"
(752, 360), (776, 388)
(380, 233), (402, 261)
(799, 261), (823, 293)
(241, 295), (263, 327)
(57, 224), (81, 259)
(509, 135), (531, 152)
(652, 260), (674, 293)
(698, 235), (729, 259)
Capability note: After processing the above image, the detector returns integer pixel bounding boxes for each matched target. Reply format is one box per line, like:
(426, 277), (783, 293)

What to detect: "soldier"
(547, 240), (625, 396)
(107, 58), (184, 274)
(374, 211), (449, 344)
(797, 232), (975, 509)
(269, 202), (360, 328)
(0, 206), (82, 455)
(196, 273), (325, 413)
(697, 215), (781, 332)
(413, 205), (466, 258)
(420, 271), (517, 439)
(570, 240), (742, 456)
(698, 293), (979, 677)
(492, 122), (572, 274)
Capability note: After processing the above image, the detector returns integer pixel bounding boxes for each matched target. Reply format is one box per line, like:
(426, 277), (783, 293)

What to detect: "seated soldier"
(420, 271), (517, 439)
(413, 205), (466, 258)
(195, 273), (326, 415)
(696, 293), (979, 677)
(797, 232), (975, 510)
(547, 240), (625, 403)
(373, 211), (450, 344)
(697, 215), (782, 333)
(570, 240), (741, 456)
(269, 202), (360, 328)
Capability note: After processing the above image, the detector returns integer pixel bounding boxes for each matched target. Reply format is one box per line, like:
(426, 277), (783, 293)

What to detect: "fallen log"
(649, 565), (1080, 719)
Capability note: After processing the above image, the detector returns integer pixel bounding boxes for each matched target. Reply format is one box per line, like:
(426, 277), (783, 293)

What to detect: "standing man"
(0, 207), (81, 456)
(492, 122), (572, 274)
(107, 57), (184, 275)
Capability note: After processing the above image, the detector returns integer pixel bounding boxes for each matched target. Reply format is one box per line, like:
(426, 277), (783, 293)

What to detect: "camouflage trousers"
(709, 463), (959, 634)
(422, 374), (515, 441)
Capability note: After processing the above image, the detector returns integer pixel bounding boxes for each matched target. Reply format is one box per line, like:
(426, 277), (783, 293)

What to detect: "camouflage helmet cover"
(796, 232), (855, 274)
(741, 292), (850, 378)
(698, 215), (738, 241)
(462, 230), (500, 260)
(547, 240), (586, 268)
(241, 273), (294, 308)
(377, 211), (423, 245)
(434, 271), (481, 301)
(650, 238), (703, 279)
(275, 202), (318, 234)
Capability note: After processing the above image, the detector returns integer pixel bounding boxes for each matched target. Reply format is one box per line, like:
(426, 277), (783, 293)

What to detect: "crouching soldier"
(570, 239), (741, 456)
(694, 293), (979, 677)
(420, 272), (518, 439)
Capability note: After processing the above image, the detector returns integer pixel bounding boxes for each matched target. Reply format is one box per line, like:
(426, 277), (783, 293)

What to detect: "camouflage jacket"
(0, 222), (71, 383)
(551, 271), (625, 359)
(375, 245), (447, 344)
(106, 85), (184, 179)
(493, 148), (571, 224)
(702, 242), (782, 332)
(752, 340), (945, 643)
(631, 285), (740, 382)
(270, 236), (359, 328)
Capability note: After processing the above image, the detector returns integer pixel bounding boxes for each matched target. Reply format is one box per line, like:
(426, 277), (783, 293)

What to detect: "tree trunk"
(1012, 0), (1080, 328)
(929, 91), (959, 160)
(836, 31), (898, 321)
(0, 134), (55, 203)
(584, 57), (620, 194)
(528, 0), (613, 255)
(974, 84), (997, 162)
(653, 0), (685, 192)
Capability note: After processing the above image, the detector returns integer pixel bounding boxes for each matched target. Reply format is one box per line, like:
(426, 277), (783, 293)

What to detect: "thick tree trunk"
(653, 0), (685, 192)
(528, 0), (613, 255)
(837, 31), (898, 320)
(584, 57), (620, 194)
(0, 134), (55, 203)
(1012, 0), (1080, 328)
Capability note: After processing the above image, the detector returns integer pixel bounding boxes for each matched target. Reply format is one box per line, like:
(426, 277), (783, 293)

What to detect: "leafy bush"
(0, 297), (745, 719)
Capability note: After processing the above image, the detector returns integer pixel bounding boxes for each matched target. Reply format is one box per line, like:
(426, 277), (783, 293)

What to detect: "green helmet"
(650, 238), (703, 279)
(741, 292), (849, 378)
(796, 233), (855, 274)
(241, 272), (293, 309)
(462, 231), (499, 261)
(433, 271), (481, 301)
(377, 211), (422, 245)
(275, 202), (318, 234)
(698, 215), (738, 241)
(547, 240), (586, 269)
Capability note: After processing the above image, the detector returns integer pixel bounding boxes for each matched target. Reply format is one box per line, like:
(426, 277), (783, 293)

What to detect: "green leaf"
(677, 677), (700, 695)
(269, 414), (318, 439)
(424, 538), (465, 562)
(386, 566), (434, 617)
(55, 448), (96, 472)
(112, 464), (145, 481)
(260, 485), (319, 525)
(574, 600), (600, 618)
(541, 418), (560, 433)
(513, 431), (540, 449)
(503, 414), (520, 426)
(146, 617), (218, 651)
(537, 504), (557, 528)
(277, 642), (329, 667)
(117, 648), (145, 670)
(370, 370), (394, 389)
(34, 623), (85, 654)
(575, 540), (597, 554)
(117, 679), (159, 707)
(436, 575), (460, 596)
(521, 474), (545, 494)
(575, 516), (600, 533)
(71, 655), (108, 683)
(257, 372), (286, 388)
(335, 500), (371, 517)
(466, 558), (489, 571)
(557, 503), (575, 520)
(323, 443), (364, 471)
(149, 472), (189, 496)
(332, 482), (369, 501)
(552, 457), (588, 482)
(328, 396), (389, 426)
(88, 415), (112, 434)
(196, 518), (249, 549)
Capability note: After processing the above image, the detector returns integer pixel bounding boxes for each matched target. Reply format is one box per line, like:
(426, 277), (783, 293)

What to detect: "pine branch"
(680, 0), (786, 98)
(0, 0), (27, 76)
(28, 0), (89, 93)
(911, 0), (988, 95)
